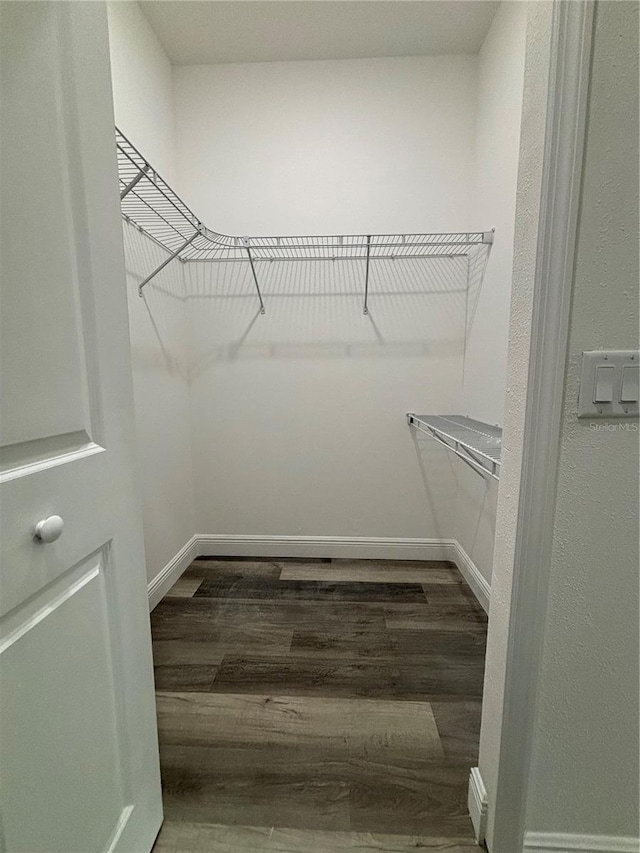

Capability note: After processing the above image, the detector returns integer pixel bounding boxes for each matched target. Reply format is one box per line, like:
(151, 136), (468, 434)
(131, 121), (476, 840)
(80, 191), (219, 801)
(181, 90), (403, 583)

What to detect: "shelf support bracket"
(363, 235), (371, 315)
(120, 163), (151, 200)
(138, 229), (200, 296)
(242, 239), (266, 315)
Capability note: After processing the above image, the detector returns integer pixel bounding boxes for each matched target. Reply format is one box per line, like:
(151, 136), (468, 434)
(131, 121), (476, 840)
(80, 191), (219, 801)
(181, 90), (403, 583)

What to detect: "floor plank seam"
(151, 557), (486, 850)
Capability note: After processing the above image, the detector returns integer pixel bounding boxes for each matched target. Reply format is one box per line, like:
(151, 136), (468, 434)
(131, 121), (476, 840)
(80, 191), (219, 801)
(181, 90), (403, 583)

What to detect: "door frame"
(486, 2), (595, 851)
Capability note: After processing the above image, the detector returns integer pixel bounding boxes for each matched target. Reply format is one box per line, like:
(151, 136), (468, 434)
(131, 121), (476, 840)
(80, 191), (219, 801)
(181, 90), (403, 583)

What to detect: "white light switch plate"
(577, 350), (639, 418)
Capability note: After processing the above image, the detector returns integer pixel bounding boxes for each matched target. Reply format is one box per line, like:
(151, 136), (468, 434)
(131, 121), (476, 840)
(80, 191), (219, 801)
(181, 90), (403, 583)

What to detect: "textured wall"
(463, 0), (527, 426)
(525, 0), (639, 839)
(477, 2), (554, 846)
(453, 1), (527, 587)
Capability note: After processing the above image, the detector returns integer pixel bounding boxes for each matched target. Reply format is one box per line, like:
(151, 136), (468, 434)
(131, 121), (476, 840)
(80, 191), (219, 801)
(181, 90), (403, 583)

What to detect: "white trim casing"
(451, 541), (491, 613)
(490, 3), (595, 851)
(468, 767), (489, 844)
(147, 535), (199, 610)
(523, 833), (640, 853)
(196, 536), (490, 614)
(195, 534), (451, 562)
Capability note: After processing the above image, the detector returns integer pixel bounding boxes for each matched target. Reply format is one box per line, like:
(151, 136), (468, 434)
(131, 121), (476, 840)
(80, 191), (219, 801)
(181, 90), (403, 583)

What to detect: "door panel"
(0, 455), (109, 617)
(0, 1), (97, 449)
(0, 3), (162, 851)
(1, 549), (127, 853)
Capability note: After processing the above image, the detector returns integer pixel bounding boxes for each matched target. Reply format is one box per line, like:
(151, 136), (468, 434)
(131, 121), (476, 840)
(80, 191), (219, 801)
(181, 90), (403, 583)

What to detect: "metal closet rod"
(116, 127), (494, 312)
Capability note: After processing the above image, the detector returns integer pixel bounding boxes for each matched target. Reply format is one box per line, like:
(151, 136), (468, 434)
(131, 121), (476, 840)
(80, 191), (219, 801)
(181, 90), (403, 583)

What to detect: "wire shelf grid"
(116, 127), (493, 310)
(407, 413), (502, 481)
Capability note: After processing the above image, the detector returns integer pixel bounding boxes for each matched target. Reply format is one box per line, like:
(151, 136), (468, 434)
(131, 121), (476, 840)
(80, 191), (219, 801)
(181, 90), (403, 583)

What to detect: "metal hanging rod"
(406, 413), (501, 482)
(183, 253), (469, 263)
(116, 127), (494, 311)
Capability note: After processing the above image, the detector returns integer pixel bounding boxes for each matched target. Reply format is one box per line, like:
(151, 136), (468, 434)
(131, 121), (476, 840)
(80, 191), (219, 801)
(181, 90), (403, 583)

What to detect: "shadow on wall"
(466, 242), (491, 337)
(122, 222), (491, 382)
(412, 424), (498, 582)
(120, 224), (494, 540)
(181, 253), (490, 377)
(123, 224), (189, 381)
(410, 427), (462, 536)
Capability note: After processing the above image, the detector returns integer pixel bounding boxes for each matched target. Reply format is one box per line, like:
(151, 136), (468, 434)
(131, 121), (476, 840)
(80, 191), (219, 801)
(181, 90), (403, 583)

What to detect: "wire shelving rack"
(116, 127), (494, 314)
(407, 414), (502, 481)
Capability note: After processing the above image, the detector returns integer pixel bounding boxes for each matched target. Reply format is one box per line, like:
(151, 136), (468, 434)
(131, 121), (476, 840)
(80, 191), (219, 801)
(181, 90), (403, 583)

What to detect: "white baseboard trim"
(196, 535), (491, 611)
(524, 832), (640, 853)
(451, 541), (491, 613)
(195, 534), (453, 562)
(146, 534), (492, 612)
(468, 767), (488, 844)
(147, 535), (199, 610)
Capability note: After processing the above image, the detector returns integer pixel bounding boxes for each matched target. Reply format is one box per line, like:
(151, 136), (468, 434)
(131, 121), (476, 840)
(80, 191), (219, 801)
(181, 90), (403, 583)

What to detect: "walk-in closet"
(4, 1), (638, 851)
(107, 2), (527, 848)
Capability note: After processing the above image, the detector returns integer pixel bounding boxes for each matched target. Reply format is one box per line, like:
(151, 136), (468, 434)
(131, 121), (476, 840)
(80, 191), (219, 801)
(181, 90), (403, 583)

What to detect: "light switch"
(620, 365), (639, 403)
(578, 350), (640, 418)
(594, 366), (615, 402)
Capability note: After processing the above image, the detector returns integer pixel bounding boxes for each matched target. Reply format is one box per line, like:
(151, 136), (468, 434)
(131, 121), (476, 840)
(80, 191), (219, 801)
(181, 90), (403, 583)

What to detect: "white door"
(0, 3), (162, 851)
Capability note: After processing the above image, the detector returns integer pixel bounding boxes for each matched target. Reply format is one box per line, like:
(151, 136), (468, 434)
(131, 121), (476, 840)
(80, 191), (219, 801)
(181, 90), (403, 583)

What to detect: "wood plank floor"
(151, 558), (487, 852)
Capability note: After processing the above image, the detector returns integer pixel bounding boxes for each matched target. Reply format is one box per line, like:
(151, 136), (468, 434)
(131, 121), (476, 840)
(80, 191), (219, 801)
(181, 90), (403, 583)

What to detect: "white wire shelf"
(407, 413), (502, 481)
(116, 127), (493, 312)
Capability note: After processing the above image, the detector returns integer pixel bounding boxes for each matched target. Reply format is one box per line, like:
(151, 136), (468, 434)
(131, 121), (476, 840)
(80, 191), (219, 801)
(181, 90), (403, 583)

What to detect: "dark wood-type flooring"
(151, 558), (487, 852)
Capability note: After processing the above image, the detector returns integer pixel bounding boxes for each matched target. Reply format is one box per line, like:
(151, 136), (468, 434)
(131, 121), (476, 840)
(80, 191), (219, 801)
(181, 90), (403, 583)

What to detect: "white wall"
(525, 0), (639, 841)
(174, 56), (477, 235)
(107, 3), (527, 590)
(174, 55), (479, 540)
(478, 3), (640, 849)
(453, 2), (527, 588)
(108, 2), (195, 584)
(464, 1), (527, 426)
(477, 2), (554, 846)
(107, 0), (175, 181)
(453, 464), (498, 589)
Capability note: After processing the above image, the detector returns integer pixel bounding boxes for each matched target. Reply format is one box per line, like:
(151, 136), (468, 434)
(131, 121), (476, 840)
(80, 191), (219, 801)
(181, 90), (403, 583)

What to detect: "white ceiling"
(139, 1), (500, 65)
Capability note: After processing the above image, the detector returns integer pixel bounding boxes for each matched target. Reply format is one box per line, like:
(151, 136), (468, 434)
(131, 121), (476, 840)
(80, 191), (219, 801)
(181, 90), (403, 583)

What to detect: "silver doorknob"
(34, 515), (64, 543)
